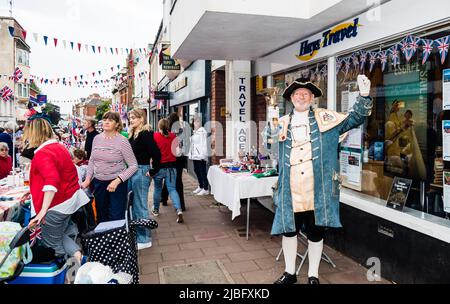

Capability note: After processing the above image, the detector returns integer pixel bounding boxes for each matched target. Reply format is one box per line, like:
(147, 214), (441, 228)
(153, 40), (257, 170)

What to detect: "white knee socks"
(282, 235), (298, 275)
(307, 239), (323, 278)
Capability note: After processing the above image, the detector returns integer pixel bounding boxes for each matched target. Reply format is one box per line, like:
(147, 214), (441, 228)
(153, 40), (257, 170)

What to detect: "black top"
(129, 130), (161, 175)
(85, 129), (99, 160)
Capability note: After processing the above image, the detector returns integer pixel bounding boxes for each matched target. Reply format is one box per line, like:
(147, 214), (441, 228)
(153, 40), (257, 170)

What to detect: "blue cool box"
(8, 262), (67, 284)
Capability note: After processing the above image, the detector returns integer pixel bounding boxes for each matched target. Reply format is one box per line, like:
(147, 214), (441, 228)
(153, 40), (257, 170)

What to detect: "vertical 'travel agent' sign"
(236, 75), (250, 152)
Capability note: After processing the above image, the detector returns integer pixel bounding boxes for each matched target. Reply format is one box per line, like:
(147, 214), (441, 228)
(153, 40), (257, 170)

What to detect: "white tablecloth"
(207, 166), (278, 220)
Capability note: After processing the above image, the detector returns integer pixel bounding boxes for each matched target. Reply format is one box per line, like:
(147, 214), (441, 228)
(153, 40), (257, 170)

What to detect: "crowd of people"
(0, 108), (212, 266)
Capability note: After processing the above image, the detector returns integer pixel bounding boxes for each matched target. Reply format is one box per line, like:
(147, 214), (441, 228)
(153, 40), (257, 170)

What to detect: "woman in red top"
(0, 142), (12, 179)
(24, 118), (90, 265)
(152, 119), (184, 223)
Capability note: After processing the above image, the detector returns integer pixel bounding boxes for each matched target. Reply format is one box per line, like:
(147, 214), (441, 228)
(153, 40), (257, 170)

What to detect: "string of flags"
(336, 34), (450, 75)
(7, 26), (151, 57)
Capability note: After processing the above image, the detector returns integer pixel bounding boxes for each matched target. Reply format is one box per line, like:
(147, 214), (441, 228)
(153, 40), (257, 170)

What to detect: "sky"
(0, 0), (163, 114)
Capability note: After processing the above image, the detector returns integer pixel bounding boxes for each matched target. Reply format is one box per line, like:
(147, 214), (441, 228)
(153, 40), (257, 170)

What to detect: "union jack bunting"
(379, 50), (389, 72)
(30, 225), (42, 247)
(343, 58), (351, 76)
(13, 67), (23, 83)
(405, 36), (420, 62)
(351, 53), (359, 70)
(420, 39), (434, 65)
(399, 36), (409, 55)
(359, 50), (368, 72)
(435, 35), (450, 65)
(335, 58), (343, 74)
(389, 46), (401, 67)
(369, 52), (378, 73)
(0, 86), (13, 102)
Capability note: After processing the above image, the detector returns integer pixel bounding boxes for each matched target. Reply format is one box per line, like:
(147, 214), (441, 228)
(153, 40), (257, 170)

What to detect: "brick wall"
(211, 70), (226, 165)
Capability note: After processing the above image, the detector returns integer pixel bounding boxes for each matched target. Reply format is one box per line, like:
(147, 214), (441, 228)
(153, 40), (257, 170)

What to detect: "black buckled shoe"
(274, 272), (297, 284)
(308, 277), (320, 284)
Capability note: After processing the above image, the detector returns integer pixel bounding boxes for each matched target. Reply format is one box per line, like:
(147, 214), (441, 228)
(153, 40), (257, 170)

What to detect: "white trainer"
(197, 189), (210, 196)
(193, 187), (202, 194)
(137, 242), (152, 250)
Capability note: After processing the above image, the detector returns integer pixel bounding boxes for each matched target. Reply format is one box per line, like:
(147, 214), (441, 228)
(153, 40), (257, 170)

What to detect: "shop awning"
(171, 0), (389, 61)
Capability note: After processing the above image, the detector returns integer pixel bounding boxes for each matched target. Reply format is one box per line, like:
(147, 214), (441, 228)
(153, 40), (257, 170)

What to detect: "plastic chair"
(275, 231), (336, 275)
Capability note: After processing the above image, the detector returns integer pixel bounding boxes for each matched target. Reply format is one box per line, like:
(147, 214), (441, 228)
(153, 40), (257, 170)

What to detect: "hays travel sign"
(297, 18), (361, 61)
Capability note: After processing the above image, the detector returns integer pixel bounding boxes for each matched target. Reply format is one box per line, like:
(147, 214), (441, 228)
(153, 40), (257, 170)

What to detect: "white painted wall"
(255, 0), (450, 76)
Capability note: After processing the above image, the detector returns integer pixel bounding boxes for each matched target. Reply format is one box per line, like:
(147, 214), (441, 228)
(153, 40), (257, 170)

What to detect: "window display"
(336, 26), (450, 220)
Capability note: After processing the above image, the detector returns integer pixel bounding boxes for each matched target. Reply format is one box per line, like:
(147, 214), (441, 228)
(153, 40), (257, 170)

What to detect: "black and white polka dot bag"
(81, 219), (158, 284)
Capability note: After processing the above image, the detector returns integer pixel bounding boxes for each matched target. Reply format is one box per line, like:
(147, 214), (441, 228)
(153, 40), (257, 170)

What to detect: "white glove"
(357, 75), (371, 97)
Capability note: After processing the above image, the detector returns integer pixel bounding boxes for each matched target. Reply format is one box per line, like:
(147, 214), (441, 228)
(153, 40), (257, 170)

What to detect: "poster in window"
(386, 177), (412, 211)
(341, 90), (363, 150)
(443, 69), (450, 110)
(444, 171), (450, 213)
(443, 121), (450, 161)
(383, 65), (428, 181)
(340, 149), (362, 190)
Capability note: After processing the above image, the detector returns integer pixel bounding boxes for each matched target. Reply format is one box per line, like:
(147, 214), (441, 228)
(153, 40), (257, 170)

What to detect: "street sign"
(154, 91), (170, 100)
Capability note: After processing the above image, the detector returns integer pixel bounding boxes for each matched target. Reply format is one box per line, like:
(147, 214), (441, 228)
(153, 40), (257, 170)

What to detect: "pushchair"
(0, 226), (30, 284)
(80, 191), (158, 284)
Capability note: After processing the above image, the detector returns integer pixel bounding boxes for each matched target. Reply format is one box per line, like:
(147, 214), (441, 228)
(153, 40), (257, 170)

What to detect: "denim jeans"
(92, 178), (128, 223)
(153, 168), (182, 212)
(128, 165), (152, 244)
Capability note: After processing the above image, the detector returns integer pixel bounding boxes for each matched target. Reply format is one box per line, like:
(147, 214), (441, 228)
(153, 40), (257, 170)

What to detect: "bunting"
(435, 36), (450, 65)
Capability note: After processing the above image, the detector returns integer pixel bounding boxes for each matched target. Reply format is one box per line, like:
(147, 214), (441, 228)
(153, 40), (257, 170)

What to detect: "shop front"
(254, 0), (450, 283)
(168, 60), (212, 175)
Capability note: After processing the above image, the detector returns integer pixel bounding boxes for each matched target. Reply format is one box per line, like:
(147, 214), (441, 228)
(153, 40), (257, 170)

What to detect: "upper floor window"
(16, 49), (29, 67)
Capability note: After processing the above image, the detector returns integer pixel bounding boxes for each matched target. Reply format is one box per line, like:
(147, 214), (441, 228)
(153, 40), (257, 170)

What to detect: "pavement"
(138, 171), (392, 284)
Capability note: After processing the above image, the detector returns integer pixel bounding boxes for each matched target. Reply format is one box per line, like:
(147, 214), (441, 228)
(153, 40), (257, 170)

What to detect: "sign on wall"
(160, 44), (181, 71)
(234, 74), (250, 153)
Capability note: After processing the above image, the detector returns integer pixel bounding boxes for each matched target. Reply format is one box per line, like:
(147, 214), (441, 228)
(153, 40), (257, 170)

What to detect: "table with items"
(207, 162), (278, 240)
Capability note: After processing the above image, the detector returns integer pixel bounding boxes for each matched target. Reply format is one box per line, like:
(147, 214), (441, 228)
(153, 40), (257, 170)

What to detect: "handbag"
(81, 219), (157, 284)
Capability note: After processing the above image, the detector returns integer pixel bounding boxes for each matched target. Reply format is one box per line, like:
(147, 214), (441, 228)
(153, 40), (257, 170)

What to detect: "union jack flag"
(369, 52), (378, 73)
(404, 36), (420, 62)
(351, 53), (360, 70)
(420, 39), (435, 65)
(379, 50), (389, 72)
(335, 58), (343, 74)
(343, 58), (351, 76)
(30, 225), (42, 247)
(389, 46), (401, 67)
(359, 50), (368, 72)
(0, 86), (13, 102)
(13, 67), (23, 83)
(435, 35), (450, 65)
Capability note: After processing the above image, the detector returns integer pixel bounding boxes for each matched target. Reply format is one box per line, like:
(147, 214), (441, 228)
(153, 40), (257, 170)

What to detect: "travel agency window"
(284, 61), (328, 115)
(336, 24), (450, 221)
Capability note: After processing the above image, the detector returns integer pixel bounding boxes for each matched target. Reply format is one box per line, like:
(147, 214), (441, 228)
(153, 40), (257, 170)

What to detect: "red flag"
(92, 72), (95, 77)
(116, 48), (118, 55)
(98, 46), (101, 53)
(111, 67), (114, 72)
(78, 43), (82, 52)
(54, 38), (58, 47)
(22, 30), (27, 40)
(75, 76), (78, 81)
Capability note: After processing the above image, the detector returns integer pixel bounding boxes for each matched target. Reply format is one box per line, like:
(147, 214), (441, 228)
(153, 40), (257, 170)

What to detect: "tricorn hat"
(282, 78), (323, 100)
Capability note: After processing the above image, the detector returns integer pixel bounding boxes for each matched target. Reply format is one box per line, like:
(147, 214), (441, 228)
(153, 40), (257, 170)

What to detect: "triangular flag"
(116, 48), (119, 55)
(78, 43), (82, 52)
(435, 36), (450, 65)
(21, 30), (27, 41)
(420, 39), (434, 65)
(54, 38), (58, 47)
(70, 41), (74, 50)
(379, 50), (388, 72)
(85, 44), (89, 53)
(104, 47), (107, 54)
(33, 33), (38, 43)
(369, 52), (378, 73)
(62, 40), (67, 49)
(110, 48), (114, 55)
(98, 71), (101, 76)
(8, 26), (14, 37)
(111, 67), (114, 72)
(92, 45), (96, 53)
(117, 65), (120, 70)
(92, 72), (95, 77)
(43, 36), (48, 45)
(98, 46), (101, 53)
